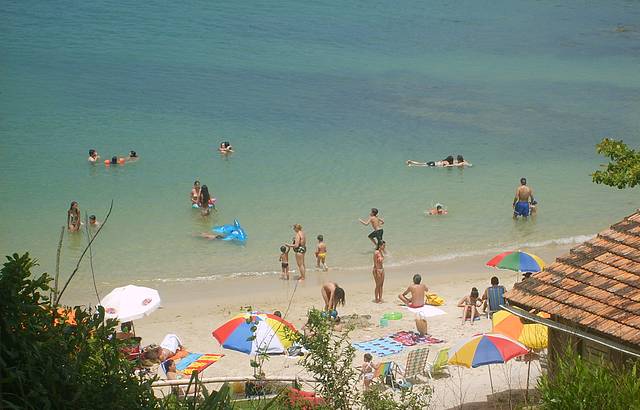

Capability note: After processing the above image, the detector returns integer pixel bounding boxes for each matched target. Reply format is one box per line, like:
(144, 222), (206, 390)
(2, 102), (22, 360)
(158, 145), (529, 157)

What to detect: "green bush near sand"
(537, 347), (640, 410)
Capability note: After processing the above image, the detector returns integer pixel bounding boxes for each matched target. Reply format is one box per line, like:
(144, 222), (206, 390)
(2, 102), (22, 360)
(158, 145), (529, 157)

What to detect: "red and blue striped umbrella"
(486, 251), (545, 273)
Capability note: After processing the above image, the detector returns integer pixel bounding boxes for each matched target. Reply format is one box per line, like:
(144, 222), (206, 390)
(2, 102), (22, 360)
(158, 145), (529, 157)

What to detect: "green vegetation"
(537, 347), (640, 410)
(0, 252), (234, 409)
(592, 138), (640, 189)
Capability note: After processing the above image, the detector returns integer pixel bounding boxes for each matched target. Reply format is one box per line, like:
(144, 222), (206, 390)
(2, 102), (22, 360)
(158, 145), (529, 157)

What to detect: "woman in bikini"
(198, 185), (212, 216)
(372, 241), (386, 303)
(284, 224), (306, 280)
(67, 201), (81, 232)
(457, 287), (481, 325)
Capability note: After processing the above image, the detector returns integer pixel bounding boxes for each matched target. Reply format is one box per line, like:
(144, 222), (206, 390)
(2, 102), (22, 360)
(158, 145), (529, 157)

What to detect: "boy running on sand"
(279, 246), (290, 280)
(315, 235), (328, 271)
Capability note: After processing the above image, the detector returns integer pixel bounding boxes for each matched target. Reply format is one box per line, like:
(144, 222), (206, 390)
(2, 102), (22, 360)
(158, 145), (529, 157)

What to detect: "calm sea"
(1, 0), (639, 287)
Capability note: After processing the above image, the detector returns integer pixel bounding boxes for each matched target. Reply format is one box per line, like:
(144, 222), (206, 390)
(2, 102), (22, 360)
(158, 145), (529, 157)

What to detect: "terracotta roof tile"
(505, 210), (640, 347)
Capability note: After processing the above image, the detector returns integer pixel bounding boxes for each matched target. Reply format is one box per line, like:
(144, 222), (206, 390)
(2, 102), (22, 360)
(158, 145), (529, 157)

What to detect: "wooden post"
(488, 365), (494, 394)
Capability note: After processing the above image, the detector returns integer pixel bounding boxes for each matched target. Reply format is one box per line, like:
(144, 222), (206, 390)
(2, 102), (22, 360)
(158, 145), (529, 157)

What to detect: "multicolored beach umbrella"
(492, 310), (549, 350)
(212, 312), (298, 355)
(486, 251), (545, 273)
(448, 333), (528, 368)
(448, 333), (529, 393)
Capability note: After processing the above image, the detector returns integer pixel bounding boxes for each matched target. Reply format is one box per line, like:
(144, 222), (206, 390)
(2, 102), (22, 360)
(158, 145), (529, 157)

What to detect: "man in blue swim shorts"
(513, 177), (535, 218)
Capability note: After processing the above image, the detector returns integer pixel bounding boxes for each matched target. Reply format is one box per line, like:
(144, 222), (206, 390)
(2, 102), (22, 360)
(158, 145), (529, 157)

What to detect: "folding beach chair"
(486, 286), (506, 318)
(387, 347), (430, 389)
(426, 347), (450, 379)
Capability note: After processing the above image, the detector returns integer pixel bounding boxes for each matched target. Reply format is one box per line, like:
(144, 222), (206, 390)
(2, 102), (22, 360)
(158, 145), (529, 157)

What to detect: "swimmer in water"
(406, 155), (454, 167)
(67, 201), (81, 232)
(88, 149), (100, 163)
(196, 232), (225, 240)
(447, 155), (472, 167)
(426, 203), (447, 215)
(126, 150), (139, 161)
(218, 141), (234, 154)
(190, 180), (201, 205)
(89, 214), (101, 227)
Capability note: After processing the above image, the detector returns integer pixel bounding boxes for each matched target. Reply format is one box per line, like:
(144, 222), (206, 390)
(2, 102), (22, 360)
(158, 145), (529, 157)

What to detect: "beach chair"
(486, 286), (506, 317)
(425, 347), (450, 379)
(388, 347), (430, 388)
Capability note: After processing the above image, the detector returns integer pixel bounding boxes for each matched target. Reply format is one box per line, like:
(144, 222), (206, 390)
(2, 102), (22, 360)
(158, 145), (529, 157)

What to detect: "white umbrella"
(99, 285), (161, 322)
(403, 305), (447, 318)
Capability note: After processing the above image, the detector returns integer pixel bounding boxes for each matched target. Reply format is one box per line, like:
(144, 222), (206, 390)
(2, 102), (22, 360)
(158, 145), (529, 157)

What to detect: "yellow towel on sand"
(425, 293), (445, 306)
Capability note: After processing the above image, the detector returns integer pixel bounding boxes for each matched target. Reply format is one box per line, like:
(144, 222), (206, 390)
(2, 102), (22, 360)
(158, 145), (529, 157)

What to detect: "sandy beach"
(65, 243), (569, 408)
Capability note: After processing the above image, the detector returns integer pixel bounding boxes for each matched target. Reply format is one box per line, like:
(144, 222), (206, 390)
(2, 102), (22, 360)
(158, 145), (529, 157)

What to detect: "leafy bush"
(0, 253), (158, 409)
(537, 347), (640, 410)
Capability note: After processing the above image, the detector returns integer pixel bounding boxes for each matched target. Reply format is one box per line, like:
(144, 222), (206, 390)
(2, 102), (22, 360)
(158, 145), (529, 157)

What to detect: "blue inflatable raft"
(212, 219), (247, 243)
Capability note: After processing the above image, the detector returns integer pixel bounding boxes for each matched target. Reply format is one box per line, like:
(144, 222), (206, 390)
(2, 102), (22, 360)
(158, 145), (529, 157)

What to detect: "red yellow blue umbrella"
(212, 312), (297, 355)
(486, 251), (545, 273)
(448, 333), (529, 393)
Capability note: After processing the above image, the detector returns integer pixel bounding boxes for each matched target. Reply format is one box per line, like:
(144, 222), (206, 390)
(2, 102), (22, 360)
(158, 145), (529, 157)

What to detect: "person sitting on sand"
(458, 287), (481, 325)
(398, 274), (428, 308)
(321, 282), (345, 313)
(481, 276), (507, 317)
(426, 203), (447, 215)
(88, 149), (100, 163)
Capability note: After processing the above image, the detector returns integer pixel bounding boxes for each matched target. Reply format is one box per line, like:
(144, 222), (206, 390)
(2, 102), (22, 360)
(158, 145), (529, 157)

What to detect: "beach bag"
(425, 293), (445, 306)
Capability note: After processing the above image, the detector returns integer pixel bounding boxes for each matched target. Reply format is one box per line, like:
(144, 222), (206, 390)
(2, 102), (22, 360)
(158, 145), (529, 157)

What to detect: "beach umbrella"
(448, 333), (528, 393)
(486, 251), (545, 273)
(99, 285), (161, 323)
(491, 310), (548, 350)
(212, 312), (298, 355)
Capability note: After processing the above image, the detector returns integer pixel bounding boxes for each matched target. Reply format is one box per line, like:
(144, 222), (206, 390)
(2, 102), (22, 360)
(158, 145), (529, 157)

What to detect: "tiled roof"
(505, 210), (640, 346)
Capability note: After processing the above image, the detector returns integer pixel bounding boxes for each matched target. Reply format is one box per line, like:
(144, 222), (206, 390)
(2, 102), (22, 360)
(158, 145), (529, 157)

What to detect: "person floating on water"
(359, 208), (384, 248)
(513, 177), (535, 218)
(315, 235), (328, 271)
(218, 141), (233, 154)
(426, 203), (447, 215)
(406, 154), (471, 167)
(88, 149), (100, 163)
(126, 150), (139, 162)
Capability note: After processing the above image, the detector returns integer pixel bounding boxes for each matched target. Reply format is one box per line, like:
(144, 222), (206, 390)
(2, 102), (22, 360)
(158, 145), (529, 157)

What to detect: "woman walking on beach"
(285, 224), (306, 280)
(67, 201), (81, 232)
(372, 241), (385, 303)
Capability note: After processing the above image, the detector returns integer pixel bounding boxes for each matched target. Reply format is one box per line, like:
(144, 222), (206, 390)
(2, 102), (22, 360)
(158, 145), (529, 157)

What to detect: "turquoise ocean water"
(1, 1), (639, 287)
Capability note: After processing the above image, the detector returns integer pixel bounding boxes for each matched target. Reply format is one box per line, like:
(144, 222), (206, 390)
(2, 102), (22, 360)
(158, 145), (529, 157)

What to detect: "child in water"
(279, 245), (290, 280)
(315, 235), (328, 271)
(426, 203), (448, 215)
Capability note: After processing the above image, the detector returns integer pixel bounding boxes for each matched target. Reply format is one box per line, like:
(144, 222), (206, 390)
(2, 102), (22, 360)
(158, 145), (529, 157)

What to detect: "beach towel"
(404, 305), (447, 318)
(353, 337), (405, 357)
(390, 331), (445, 347)
(175, 353), (204, 371)
(182, 354), (224, 375)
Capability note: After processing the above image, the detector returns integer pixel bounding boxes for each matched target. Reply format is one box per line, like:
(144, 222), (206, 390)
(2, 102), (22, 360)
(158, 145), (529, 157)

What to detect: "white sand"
(66, 245), (566, 409)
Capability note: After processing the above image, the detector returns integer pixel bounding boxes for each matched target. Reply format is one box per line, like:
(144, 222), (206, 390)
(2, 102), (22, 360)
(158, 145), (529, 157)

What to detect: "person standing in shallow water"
(372, 241), (385, 303)
(198, 185), (211, 216)
(513, 177), (535, 218)
(67, 201), (81, 232)
(284, 224), (306, 281)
